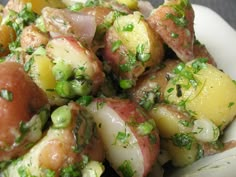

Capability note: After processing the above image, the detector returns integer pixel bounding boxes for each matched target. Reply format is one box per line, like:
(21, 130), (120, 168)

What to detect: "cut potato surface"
(46, 36), (105, 94)
(87, 98), (160, 177)
(164, 60), (236, 129)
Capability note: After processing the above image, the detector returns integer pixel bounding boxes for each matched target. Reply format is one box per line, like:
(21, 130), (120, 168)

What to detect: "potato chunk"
(0, 62), (48, 161)
(0, 25), (16, 57)
(103, 12), (164, 88)
(164, 59), (236, 129)
(20, 25), (49, 51)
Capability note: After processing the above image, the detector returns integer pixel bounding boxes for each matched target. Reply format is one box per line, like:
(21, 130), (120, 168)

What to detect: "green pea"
(70, 79), (92, 96)
(119, 79), (133, 89)
(52, 62), (73, 81)
(51, 105), (71, 128)
(55, 80), (75, 98)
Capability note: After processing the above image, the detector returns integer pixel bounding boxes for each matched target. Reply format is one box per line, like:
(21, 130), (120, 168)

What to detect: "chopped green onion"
(118, 160), (136, 177)
(68, 2), (84, 12)
(122, 23), (134, 32)
(76, 96), (93, 106)
(119, 79), (133, 89)
(137, 119), (155, 136)
(70, 79), (92, 96)
(111, 40), (122, 52)
(52, 62), (73, 81)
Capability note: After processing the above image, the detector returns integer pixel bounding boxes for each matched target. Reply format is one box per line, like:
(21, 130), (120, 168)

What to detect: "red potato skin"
(130, 59), (180, 103)
(0, 62), (48, 161)
(39, 103), (105, 176)
(147, 1), (195, 62)
(99, 98), (160, 176)
(103, 28), (147, 81)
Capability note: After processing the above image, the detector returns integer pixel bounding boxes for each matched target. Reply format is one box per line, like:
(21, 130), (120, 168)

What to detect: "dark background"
(1, 0), (235, 29)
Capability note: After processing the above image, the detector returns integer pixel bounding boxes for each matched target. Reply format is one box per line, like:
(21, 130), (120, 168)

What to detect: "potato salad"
(0, 0), (236, 177)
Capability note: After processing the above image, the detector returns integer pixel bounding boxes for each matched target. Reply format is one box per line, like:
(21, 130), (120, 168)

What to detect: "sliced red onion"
(138, 0), (154, 18)
(42, 7), (96, 46)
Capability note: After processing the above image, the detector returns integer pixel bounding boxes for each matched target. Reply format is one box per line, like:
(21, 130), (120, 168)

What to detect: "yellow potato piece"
(21, 0), (65, 14)
(29, 55), (67, 105)
(165, 62), (236, 129)
(0, 25), (16, 57)
(113, 12), (163, 65)
(116, 0), (138, 10)
(29, 55), (56, 92)
(149, 104), (192, 138)
(162, 139), (199, 167)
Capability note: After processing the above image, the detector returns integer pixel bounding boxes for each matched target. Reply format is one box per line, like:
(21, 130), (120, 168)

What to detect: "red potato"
(193, 40), (217, 66)
(130, 59), (180, 107)
(0, 62), (48, 161)
(86, 98), (160, 177)
(103, 12), (164, 87)
(46, 36), (105, 94)
(20, 24), (49, 51)
(4, 102), (105, 176)
(147, 0), (195, 62)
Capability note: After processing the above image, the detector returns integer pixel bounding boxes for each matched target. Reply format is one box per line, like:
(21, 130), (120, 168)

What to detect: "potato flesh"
(0, 25), (16, 57)
(28, 54), (67, 106)
(116, 0), (138, 10)
(3, 103), (104, 177)
(87, 101), (144, 177)
(46, 37), (104, 93)
(149, 104), (192, 138)
(114, 12), (163, 65)
(165, 63), (236, 129)
(162, 139), (199, 167)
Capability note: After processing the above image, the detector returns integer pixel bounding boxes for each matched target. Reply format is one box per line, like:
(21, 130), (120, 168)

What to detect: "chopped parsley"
(0, 89), (13, 101)
(137, 119), (156, 136)
(24, 57), (35, 72)
(118, 160), (136, 177)
(166, 13), (188, 28)
(119, 51), (136, 72)
(68, 2), (84, 12)
(111, 40), (122, 52)
(171, 32), (179, 38)
(228, 102), (235, 108)
(114, 130), (131, 147)
(171, 133), (194, 150)
(139, 86), (161, 110)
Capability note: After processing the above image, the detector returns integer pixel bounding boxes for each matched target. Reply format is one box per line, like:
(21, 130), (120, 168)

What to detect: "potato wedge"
(3, 103), (105, 176)
(130, 59), (180, 109)
(46, 36), (105, 94)
(27, 53), (67, 106)
(161, 138), (200, 167)
(147, 0), (195, 62)
(164, 59), (236, 129)
(0, 62), (48, 161)
(86, 98), (160, 177)
(103, 12), (164, 88)
(20, 25), (49, 51)
(149, 103), (193, 138)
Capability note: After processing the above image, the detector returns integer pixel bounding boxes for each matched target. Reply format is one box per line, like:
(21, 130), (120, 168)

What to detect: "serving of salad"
(0, 0), (236, 177)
